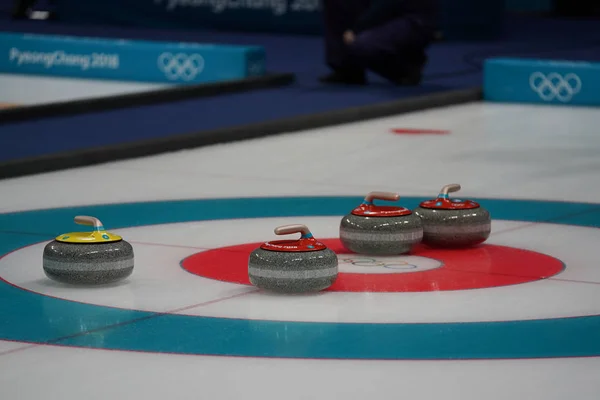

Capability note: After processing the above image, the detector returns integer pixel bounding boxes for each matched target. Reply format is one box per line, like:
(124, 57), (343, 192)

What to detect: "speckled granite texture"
(43, 240), (134, 284)
(413, 207), (491, 247)
(340, 214), (423, 255)
(248, 248), (338, 293)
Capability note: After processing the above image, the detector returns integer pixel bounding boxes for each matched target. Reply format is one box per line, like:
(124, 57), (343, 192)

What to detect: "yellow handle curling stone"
(43, 216), (134, 285)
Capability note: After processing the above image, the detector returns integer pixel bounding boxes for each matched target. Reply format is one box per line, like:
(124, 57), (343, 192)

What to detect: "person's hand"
(343, 30), (355, 45)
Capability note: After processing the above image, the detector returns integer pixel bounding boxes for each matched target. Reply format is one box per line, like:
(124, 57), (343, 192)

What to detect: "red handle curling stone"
(351, 191), (412, 217)
(340, 191), (423, 255)
(260, 224), (328, 252)
(418, 184), (480, 210)
(249, 224), (338, 293)
(414, 184), (491, 248)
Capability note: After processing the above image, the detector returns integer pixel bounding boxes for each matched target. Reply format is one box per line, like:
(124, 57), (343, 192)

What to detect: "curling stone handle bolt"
(364, 191), (400, 204)
(74, 216), (104, 229)
(274, 224), (313, 238)
(439, 184), (461, 197)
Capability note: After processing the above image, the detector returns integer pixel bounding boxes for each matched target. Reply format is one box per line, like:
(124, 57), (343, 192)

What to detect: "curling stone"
(414, 184), (491, 248)
(248, 224), (338, 293)
(339, 191), (423, 255)
(43, 216), (134, 285)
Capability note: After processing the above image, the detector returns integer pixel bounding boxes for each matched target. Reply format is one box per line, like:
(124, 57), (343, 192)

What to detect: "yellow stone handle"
(74, 216), (104, 230)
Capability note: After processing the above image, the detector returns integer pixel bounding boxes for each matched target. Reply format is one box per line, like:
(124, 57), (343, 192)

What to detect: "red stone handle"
(439, 184), (461, 197)
(274, 224), (313, 238)
(364, 191), (400, 204)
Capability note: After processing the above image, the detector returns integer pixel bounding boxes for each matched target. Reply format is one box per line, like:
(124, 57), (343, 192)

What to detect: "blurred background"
(0, 0), (599, 176)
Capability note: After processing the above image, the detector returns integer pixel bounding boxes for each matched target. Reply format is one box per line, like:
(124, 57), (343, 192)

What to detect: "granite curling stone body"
(248, 224), (338, 293)
(339, 191), (423, 255)
(43, 216), (134, 285)
(414, 184), (491, 247)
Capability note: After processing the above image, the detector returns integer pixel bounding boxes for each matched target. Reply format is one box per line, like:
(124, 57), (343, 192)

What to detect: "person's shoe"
(11, 9), (29, 19)
(391, 70), (423, 86)
(11, 0), (30, 19)
(319, 71), (367, 85)
(390, 55), (427, 86)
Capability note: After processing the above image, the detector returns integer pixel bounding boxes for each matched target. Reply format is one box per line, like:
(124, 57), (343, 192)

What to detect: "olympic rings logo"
(340, 258), (418, 270)
(157, 52), (205, 81)
(529, 72), (582, 102)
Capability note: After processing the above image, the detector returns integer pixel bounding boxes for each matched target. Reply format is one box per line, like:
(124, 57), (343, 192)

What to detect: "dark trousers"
(12, 0), (57, 19)
(12, 0), (37, 16)
(322, 0), (434, 82)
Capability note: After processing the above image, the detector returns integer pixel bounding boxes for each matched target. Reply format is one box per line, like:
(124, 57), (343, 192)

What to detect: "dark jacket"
(354, 0), (438, 33)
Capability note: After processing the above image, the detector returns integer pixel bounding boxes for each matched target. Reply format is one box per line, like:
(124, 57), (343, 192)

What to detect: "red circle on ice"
(181, 239), (564, 293)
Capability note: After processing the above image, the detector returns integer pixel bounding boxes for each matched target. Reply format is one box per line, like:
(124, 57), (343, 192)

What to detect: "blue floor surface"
(0, 14), (599, 164)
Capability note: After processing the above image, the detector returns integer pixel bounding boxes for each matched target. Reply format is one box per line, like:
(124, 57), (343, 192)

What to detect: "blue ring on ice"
(0, 196), (599, 360)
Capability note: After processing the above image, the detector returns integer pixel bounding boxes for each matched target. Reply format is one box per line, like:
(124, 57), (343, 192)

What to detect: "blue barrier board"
(484, 58), (600, 106)
(0, 33), (266, 84)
